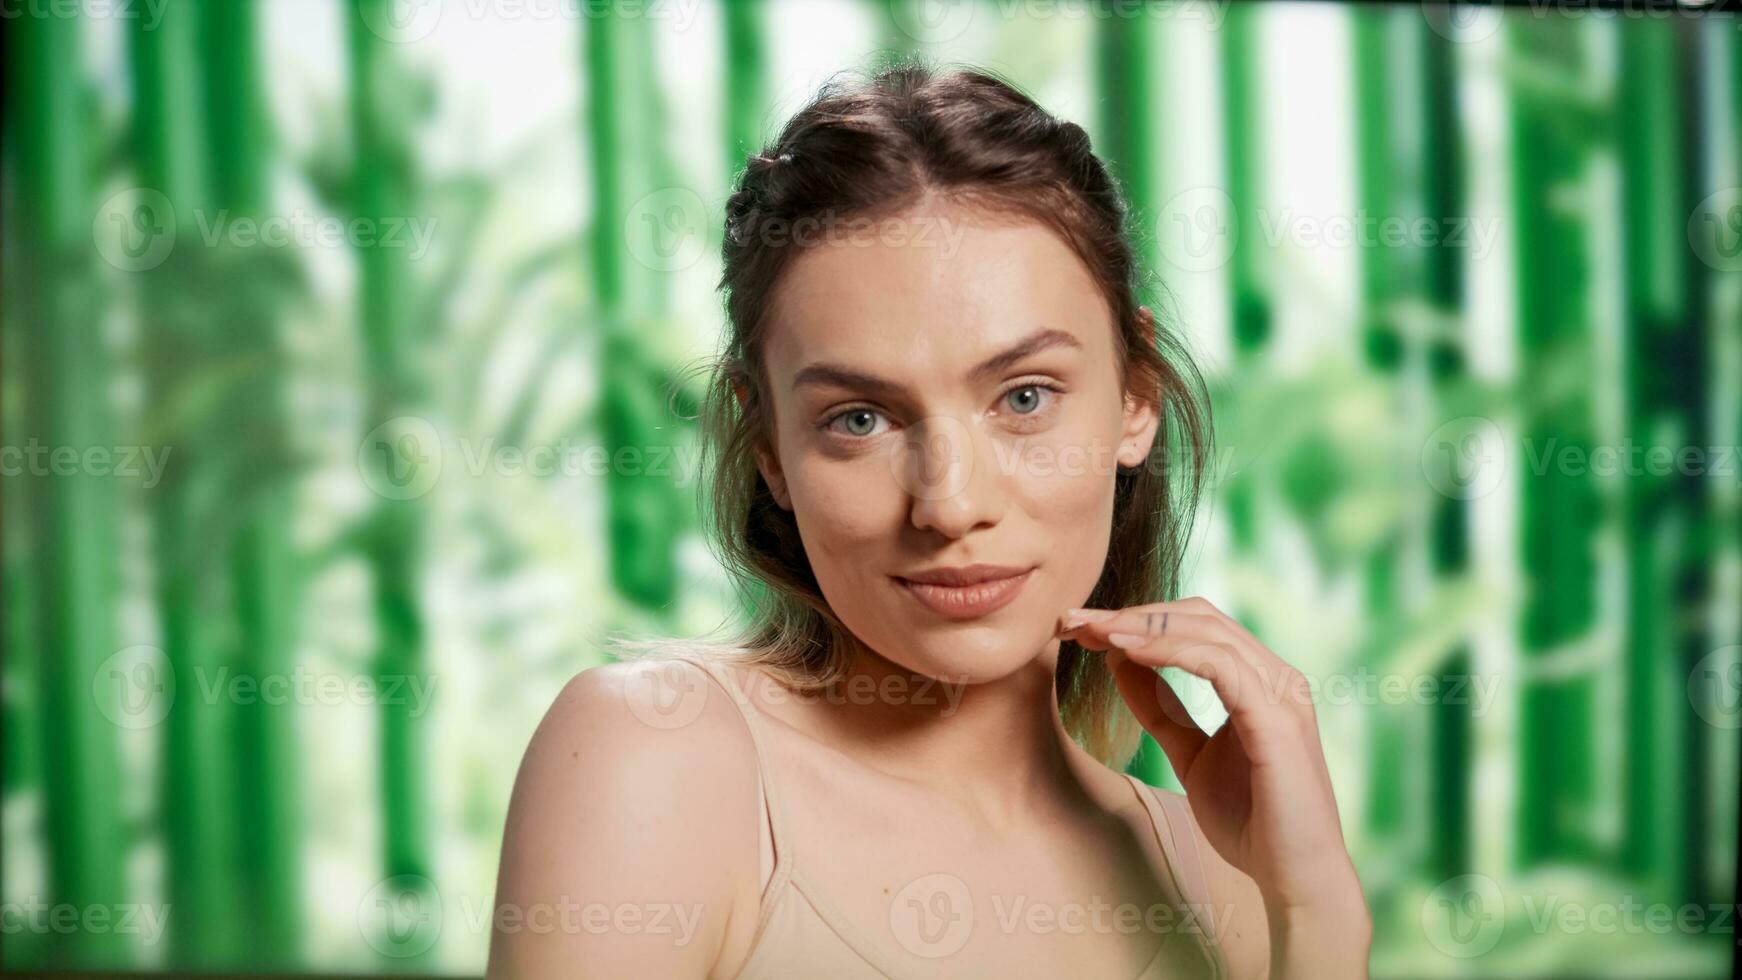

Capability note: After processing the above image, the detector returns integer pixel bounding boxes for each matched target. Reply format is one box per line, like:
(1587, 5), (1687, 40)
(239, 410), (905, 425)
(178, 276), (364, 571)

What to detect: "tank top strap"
(1122, 773), (1222, 951)
(669, 654), (795, 906)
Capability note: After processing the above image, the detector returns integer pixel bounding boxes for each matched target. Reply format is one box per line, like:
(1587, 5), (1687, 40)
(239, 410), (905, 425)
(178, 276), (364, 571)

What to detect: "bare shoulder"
(486, 658), (764, 980)
(1137, 783), (1271, 980)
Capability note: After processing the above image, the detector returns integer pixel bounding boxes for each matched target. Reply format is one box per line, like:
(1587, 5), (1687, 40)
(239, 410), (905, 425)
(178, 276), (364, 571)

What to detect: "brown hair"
(617, 57), (1213, 771)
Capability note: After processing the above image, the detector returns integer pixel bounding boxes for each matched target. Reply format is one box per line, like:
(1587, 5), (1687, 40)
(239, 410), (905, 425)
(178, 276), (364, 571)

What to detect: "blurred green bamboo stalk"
(584, 6), (684, 620)
(1654, 17), (1723, 910)
(348, 0), (435, 956)
(1417, 23), (1475, 887)
(1351, 7), (1474, 882)
(1351, 5), (1407, 856)
(1617, 15), (1688, 894)
(1505, 16), (1602, 867)
(128, 1), (242, 963)
(724, 0), (770, 167)
(199, 0), (303, 963)
(1220, 4), (1264, 554)
(5, 9), (129, 970)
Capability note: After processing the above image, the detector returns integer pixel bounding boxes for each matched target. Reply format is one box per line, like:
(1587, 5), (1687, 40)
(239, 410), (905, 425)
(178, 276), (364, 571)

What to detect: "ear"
(755, 444), (792, 511)
(1119, 306), (1163, 471)
(735, 377), (793, 510)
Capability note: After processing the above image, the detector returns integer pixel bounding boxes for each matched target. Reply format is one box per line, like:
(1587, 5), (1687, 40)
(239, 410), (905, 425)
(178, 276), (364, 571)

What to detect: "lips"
(894, 565), (1035, 619)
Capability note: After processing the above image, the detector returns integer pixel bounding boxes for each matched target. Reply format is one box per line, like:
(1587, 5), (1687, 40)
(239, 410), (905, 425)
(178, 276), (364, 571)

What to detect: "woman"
(488, 61), (1370, 979)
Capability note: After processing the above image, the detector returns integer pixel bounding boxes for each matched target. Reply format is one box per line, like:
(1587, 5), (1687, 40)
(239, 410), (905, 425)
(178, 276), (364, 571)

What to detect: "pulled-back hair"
(614, 57), (1214, 771)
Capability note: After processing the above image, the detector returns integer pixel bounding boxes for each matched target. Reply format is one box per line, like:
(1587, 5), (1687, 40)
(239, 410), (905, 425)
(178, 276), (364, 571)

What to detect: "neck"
(808, 634), (1098, 832)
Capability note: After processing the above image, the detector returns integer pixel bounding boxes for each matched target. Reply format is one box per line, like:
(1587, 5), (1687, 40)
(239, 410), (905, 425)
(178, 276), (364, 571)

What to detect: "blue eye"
(1006, 385), (1045, 414)
(826, 408), (887, 437)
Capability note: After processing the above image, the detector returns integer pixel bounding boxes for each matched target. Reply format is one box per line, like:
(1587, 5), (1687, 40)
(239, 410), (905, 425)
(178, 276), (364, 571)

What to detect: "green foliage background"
(2, 0), (1738, 976)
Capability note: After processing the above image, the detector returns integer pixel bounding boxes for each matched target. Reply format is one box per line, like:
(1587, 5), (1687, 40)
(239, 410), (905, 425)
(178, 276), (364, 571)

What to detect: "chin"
(872, 622), (1049, 686)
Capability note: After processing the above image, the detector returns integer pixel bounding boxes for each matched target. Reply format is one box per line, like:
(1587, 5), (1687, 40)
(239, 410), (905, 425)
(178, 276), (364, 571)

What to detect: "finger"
(1063, 598), (1265, 660)
(1107, 649), (1209, 775)
(1169, 597), (1307, 694)
(1071, 611), (1255, 676)
(1071, 608), (1313, 713)
(1102, 629), (1272, 731)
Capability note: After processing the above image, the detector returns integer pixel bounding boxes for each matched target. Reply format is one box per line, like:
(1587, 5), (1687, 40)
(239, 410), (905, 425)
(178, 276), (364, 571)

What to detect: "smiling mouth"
(893, 568), (1035, 620)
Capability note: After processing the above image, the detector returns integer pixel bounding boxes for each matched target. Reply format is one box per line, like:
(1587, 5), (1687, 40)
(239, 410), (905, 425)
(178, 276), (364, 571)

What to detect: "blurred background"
(3, 0), (1739, 976)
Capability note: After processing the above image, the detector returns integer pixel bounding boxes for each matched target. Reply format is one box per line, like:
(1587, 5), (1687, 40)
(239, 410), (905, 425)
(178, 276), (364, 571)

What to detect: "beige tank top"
(677, 654), (1230, 980)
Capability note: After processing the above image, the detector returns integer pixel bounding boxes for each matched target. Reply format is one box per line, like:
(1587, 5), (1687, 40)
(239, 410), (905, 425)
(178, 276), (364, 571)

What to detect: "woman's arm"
(1182, 791), (1373, 980)
(1063, 597), (1374, 980)
(486, 661), (762, 980)
(1184, 808), (1272, 980)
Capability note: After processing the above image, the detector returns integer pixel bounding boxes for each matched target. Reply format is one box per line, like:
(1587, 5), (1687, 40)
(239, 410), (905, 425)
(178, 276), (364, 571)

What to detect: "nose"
(899, 414), (1005, 538)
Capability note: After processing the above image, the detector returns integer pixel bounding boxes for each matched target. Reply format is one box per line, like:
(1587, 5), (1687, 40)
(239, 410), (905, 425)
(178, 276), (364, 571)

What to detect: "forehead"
(760, 202), (1113, 381)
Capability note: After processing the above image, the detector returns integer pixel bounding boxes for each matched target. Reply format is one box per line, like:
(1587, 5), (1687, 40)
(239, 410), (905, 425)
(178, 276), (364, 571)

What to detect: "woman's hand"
(1059, 596), (1371, 979)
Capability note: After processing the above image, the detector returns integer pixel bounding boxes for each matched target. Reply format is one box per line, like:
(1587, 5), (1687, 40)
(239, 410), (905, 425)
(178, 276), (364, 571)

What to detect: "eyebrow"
(791, 327), (1083, 396)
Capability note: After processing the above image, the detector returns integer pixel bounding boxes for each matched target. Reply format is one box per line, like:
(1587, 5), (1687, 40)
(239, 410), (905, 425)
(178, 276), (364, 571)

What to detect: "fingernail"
(1107, 632), (1148, 649)
(1063, 608), (1118, 630)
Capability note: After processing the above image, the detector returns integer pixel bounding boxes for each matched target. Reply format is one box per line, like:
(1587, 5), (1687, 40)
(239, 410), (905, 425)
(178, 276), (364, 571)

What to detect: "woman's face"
(754, 198), (1159, 685)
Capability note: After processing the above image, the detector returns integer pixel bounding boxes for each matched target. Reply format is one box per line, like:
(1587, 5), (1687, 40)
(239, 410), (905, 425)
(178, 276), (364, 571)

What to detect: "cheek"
(785, 452), (901, 562)
(1015, 446), (1118, 549)
(1008, 407), (1122, 510)
(1006, 420), (1121, 575)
